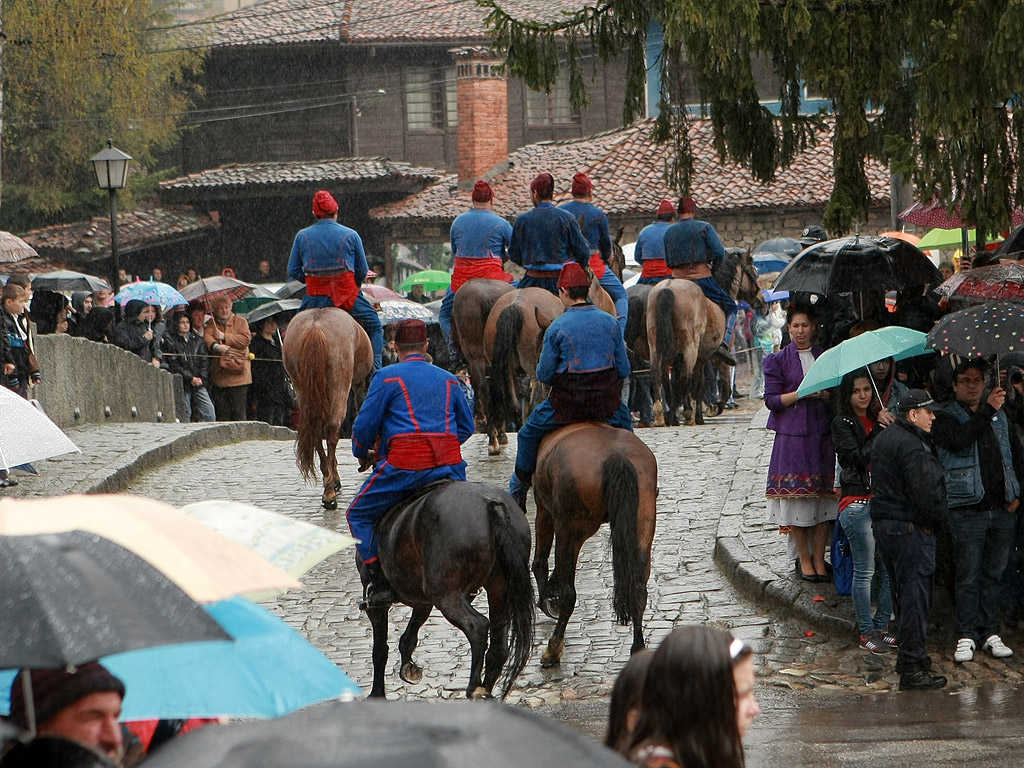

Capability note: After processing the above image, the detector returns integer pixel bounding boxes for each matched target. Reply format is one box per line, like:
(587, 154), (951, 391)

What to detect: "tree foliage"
(480, 0), (1024, 236)
(1, 0), (201, 228)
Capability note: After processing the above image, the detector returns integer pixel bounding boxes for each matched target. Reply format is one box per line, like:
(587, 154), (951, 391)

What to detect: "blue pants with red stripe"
(346, 460), (467, 562)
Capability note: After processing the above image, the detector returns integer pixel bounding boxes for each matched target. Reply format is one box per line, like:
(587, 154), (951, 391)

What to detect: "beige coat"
(205, 313), (252, 387)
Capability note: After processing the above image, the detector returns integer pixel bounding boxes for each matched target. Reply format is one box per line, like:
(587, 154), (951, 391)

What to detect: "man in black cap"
(798, 224), (828, 249)
(869, 389), (948, 690)
(6, 662), (125, 763)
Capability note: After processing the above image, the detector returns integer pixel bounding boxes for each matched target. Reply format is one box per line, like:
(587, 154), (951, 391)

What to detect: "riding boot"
(716, 342), (737, 366)
(364, 560), (396, 608)
(509, 471), (532, 511)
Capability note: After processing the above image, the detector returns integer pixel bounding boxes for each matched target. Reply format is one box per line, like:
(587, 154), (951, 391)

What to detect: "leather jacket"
(831, 412), (881, 497)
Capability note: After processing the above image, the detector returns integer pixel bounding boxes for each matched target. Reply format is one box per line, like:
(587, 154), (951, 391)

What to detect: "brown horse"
(451, 277), (516, 440)
(365, 480), (534, 699)
(532, 423), (658, 667)
(283, 308), (374, 509)
(646, 251), (762, 426)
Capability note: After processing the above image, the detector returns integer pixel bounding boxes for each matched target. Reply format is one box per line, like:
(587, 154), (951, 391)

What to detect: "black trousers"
(211, 384), (249, 421)
(874, 518), (937, 672)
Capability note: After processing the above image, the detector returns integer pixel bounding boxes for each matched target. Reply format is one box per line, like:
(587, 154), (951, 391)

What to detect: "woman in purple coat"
(763, 304), (837, 582)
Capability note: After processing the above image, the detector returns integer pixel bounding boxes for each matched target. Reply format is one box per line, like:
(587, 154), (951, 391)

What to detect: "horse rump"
(602, 455), (645, 626)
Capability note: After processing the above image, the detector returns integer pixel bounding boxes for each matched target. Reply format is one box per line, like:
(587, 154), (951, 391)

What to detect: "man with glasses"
(931, 360), (1024, 664)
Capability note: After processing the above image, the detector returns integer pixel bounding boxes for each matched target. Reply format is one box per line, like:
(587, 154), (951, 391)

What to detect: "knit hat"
(312, 190), (338, 218)
(656, 199), (675, 216)
(530, 173), (555, 199)
(558, 262), (590, 290)
(394, 318), (427, 344)
(124, 299), (146, 320)
(8, 663), (125, 731)
(570, 172), (593, 196)
(678, 197), (697, 214)
(471, 180), (493, 203)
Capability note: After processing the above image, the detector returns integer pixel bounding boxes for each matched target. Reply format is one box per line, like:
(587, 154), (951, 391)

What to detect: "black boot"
(364, 560), (396, 608)
(716, 342), (737, 366)
(509, 471), (532, 511)
(899, 662), (946, 691)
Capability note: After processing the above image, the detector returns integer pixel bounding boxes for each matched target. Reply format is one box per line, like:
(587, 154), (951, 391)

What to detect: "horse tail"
(295, 323), (331, 482)
(488, 498), (535, 699)
(654, 287), (677, 382)
(604, 455), (646, 626)
(489, 303), (523, 433)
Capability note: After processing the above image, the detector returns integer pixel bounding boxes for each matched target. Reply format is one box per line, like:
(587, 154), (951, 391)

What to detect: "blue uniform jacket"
(508, 202), (590, 271)
(559, 200), (612, 261)
(537, 304), (631, 382)
(635, 221), (672, 262)
(288, 219), (368, 283)
(450, 208), (513, 260)
(352, 355), (475, 463)
(664, 218), (726, 268)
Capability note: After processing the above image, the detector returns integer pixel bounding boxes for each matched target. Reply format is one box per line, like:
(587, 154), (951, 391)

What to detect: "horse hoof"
(540, 638), (564, 668)
(498, 433), (509, 445)
(706, 403), (723, 418)
(400, 662), (423, 684)
(488, 445), (500, 456)
(468, 686), (492, 700)
(539, 597), (559, 620)
(322, 498), (338, 510)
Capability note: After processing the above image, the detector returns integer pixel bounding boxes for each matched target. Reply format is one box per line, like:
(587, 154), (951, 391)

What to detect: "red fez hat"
(571, 172), (593, 196)
(558, 262), (590, 290)
(530, 172), (555, 198)
(679, 196), (697, 214)
(471, 180), (493, 203)
(313, 190), (339, 217)
(394, 318), (428, 344)
(656, 199), (675, 215)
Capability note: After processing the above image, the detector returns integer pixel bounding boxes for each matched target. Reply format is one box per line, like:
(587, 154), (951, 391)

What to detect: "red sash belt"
(641, 259), (673, 278)
(386, 433), (463, 471)
(451, 257), (513, 293)
(306, 271), (359, 311)
(588, 253), (606, 279)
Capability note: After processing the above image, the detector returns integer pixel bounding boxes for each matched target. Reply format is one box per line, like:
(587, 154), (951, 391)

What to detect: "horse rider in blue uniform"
(438, 179), (514, 354)
(347, 319), (475, 607)
(663, 196), (738, 365)
(508, 262), (633, 509)
(559, 172), (628, 332)
(288, 190), (384, 370)
(508, 172), (590, 294)
(635, 199), (677, 284)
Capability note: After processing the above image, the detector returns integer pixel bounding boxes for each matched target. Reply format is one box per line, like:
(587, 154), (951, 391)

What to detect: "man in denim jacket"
(931, 359), (1024, 664)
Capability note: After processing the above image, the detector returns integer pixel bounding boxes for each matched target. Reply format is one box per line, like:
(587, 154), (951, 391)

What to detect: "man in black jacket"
(161, 313), (215, 421)
(870, 389), (948, 690)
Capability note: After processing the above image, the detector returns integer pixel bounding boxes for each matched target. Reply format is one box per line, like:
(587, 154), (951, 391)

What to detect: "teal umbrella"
(397, 269), (451, 292)
(796, 327), (930, 398)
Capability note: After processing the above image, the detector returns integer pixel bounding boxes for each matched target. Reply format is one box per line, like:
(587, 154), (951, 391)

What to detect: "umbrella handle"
(867, 367), (885, 411)
(22, 670), (36, 736)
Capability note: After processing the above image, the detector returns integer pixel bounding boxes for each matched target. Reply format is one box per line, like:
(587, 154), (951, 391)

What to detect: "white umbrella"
(0, 391), (79, 471)
(0, 232), (37, 264)
(181, 499), (356, 581)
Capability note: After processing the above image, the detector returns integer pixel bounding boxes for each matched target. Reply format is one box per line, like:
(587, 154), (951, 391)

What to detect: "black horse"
(362, 480), (535, 700)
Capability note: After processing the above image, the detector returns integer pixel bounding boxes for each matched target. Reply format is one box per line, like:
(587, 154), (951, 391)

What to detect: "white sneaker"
(954, 637), (976, 663)
(983, 634), (1014, 659)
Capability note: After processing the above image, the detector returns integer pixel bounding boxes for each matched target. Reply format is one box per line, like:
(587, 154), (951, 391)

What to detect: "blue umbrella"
(0, 597), (359, 720)
(115, 280), (187, 307)
(761, 288), (790, 304)
(752, 252), (792, 275)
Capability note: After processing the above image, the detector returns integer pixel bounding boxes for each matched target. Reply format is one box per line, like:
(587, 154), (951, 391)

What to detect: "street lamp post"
(90, 140), (132, 296)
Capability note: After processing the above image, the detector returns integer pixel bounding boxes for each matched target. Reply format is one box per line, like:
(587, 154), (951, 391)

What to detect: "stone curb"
(72, 422), (295, 495)
(713, 407), (857, 637)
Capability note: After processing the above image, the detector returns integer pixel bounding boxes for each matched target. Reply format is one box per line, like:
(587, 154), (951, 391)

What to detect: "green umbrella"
(916, 227), (1003, 251)
(397, 269), (451, 292)
(796, 327), (930, 398)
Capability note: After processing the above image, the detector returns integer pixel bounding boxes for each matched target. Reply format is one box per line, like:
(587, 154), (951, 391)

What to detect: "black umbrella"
(30, 270), (111, 293)
(773, 236), (942, 295)
(275, 279), (306, 299)
(988, 223), (1024, 262)
(0, 530), (229, 670)
(925, 302), (1024, 357)
(144, 699), (632, 768)
(753, 237), (801, 256)
(244, 298), (302, 325)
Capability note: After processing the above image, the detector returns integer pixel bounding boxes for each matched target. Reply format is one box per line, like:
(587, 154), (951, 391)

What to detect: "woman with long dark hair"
(625, 626), (759, 768)
(832, 370), (895, 654)
(605, 649), (654, 755)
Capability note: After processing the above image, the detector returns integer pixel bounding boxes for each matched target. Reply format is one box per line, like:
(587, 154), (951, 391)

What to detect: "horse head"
(737, 250), (765, 312)
(608, 227), (626, 281)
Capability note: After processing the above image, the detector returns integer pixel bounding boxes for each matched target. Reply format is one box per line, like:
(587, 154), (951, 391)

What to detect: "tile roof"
(20, 206), (218, 261)
(370, 119), (891, 224)
(160, 157), (439, 195)
(201, 0), (594, 49)
(0, 255), (67, 278)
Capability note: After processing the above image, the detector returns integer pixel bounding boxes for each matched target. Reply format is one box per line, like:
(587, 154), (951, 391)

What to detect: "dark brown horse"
(451, 278), (516, 441)
(646, 251), (762, 425)
(364, 480), (534, 700)
(283, 308), (374, 509)
(532, 423), (657, 667)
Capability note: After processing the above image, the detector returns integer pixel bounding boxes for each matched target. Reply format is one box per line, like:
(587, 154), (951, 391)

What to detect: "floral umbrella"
(114, 280), (188, 307)
(934, 263), (1024, 303)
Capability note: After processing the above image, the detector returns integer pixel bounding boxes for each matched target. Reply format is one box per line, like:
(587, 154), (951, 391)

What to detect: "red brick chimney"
(453, 47), (508, 184)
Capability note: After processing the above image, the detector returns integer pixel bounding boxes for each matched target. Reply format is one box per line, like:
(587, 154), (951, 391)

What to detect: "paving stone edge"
(74, 423), (295, 495)
(713, 407), (857, 637)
